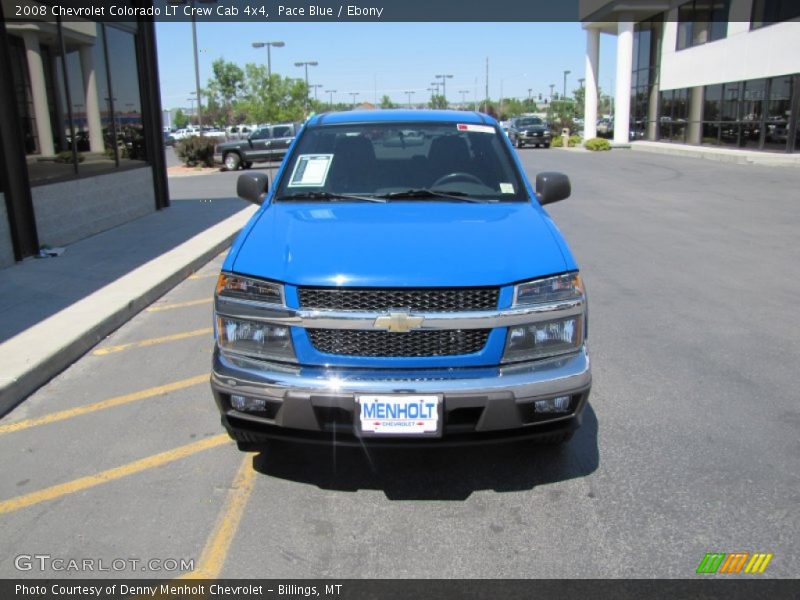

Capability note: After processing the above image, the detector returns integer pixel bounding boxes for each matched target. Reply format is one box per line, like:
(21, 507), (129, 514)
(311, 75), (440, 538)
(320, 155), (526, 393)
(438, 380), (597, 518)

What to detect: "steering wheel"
(432, 172), (484, 188)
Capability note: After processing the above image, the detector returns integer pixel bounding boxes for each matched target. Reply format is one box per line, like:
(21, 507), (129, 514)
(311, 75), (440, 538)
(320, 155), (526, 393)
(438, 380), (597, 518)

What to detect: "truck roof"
(307, 109), (497, 127)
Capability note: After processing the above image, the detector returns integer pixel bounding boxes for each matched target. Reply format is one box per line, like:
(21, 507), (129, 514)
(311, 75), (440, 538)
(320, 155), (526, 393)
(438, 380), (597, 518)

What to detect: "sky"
(156, 21), (618, 111)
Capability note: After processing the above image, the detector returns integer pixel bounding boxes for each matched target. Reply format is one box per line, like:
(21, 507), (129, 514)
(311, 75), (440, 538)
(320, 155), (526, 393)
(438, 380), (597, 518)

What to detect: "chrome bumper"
(211, 346), (591, 438)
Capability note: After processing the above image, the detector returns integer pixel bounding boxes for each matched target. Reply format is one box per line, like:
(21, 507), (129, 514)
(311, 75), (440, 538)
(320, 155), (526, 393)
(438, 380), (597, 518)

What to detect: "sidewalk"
(0, 191), (257, 415)
(630, 140), (800, 166)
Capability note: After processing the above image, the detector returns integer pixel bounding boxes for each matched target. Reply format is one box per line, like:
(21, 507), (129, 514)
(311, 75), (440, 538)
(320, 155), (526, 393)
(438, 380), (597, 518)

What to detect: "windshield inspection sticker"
(288, 154), (334, 187)
(457, 123), (495, 134)
(500, 183), (515, 194)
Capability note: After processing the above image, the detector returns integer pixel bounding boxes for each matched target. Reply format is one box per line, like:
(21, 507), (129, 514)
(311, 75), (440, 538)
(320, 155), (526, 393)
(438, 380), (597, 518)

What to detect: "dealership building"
(581, 0), (800, 153)
(0, 1), (167, 268)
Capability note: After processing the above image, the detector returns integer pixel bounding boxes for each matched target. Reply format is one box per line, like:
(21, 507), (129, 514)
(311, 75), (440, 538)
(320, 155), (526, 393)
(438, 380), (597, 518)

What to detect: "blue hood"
(230, 201), (570, 288)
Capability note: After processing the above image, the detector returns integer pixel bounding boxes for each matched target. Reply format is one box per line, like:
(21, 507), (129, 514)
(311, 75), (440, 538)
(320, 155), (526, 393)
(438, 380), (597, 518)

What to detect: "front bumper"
(211, 346), (591, 447)
(522, 132), (551, 143)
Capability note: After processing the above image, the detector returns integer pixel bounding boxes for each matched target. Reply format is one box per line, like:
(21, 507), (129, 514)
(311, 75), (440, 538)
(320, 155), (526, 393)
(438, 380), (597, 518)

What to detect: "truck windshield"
(515, 117), (544, 127)
(274, 122), (527, 202)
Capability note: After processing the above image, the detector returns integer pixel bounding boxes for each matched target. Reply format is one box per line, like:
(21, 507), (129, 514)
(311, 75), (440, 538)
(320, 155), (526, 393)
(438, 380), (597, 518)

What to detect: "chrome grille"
(307, 329), (490, 357)
(298, 287), (499, 312)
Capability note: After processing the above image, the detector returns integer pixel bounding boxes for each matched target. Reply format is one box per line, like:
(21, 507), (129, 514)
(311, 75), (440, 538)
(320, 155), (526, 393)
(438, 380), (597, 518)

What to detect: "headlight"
(216, 316), (296, 362)
(216, 273), (284, 305)
(215, 273), (295, 361)
(513, 273), (583, 306)
(503, 316), (583, 362)
(504, 273), (585, 362)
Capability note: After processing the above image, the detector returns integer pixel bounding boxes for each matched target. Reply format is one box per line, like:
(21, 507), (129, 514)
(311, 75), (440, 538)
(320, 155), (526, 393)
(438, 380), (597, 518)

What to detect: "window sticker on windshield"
(500, 183), (515, 194)
(457, 123), (495, 134)
(287, 154), (334, 187)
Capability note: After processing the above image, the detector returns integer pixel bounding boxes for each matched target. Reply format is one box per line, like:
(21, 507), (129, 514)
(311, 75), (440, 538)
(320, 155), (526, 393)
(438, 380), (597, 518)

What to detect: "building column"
(79, 44), (104, 153)
(687, 86), (704, 145)
(647, 79), (660, 140)
(584, 27), (600, 140)
(21, 32), (54, 156)
(614, 20), (634, 145)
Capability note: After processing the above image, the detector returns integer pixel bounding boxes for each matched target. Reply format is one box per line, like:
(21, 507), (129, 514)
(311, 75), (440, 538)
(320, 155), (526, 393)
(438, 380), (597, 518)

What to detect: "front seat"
(327, 135), (377, 193)
(427, 135), (472, 186)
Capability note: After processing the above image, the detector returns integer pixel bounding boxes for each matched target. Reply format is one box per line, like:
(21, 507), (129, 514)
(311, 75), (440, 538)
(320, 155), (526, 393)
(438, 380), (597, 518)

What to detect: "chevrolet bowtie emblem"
(374, 312), (424, 333)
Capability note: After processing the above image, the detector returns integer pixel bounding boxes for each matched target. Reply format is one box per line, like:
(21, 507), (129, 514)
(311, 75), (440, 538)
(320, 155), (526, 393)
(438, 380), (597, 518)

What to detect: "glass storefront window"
(763, 76), (792, 151)
(740, 79), (766, 147)
(701, 84), (722, 145)
(105, 26), (146, 166)
(5, 18), (145, 184)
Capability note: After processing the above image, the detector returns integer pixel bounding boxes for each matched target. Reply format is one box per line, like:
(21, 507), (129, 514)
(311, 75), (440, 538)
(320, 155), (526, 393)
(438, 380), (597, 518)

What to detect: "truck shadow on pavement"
(251, 405), (598, 501)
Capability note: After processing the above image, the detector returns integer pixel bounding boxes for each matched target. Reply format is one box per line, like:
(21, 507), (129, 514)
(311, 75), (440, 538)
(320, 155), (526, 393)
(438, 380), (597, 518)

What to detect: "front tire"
(543, 142), (551, 149)
(515, 138), (523, 149)
(223, 152), (241, 171)
(243, 161), (253, 169)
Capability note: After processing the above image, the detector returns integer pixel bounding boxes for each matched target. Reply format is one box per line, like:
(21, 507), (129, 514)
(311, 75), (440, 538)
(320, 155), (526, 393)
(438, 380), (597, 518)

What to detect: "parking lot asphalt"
(0, 149), (798, 579)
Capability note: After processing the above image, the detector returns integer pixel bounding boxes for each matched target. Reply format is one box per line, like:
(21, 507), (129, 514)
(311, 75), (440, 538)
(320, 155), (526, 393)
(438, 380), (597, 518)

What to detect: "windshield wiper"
(277, 191), (386, 203)
(374, 189), (486, 202)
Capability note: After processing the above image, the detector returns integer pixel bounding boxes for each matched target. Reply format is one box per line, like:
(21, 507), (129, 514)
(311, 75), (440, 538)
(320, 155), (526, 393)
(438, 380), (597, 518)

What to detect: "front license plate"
(356, 395), (442, 437)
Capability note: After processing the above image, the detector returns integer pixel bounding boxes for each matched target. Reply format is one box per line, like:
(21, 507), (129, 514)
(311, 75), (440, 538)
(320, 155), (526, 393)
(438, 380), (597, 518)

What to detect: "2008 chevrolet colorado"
(210, 110), (591, 449)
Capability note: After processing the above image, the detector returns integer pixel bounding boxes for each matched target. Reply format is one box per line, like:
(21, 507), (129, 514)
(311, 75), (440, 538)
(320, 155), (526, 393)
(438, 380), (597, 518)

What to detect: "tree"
(380, 95), (395, 109)
(204, 59), (245, 125)
(428, 94), (448, 109)
(173, 108), (188, 129)
(239, 65), (308, 123)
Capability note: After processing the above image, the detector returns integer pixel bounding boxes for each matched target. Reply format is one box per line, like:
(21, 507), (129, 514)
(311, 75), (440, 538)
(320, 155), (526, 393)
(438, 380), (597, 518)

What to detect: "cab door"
(267, 124), (295, 160)
(247, 128), (272, 161)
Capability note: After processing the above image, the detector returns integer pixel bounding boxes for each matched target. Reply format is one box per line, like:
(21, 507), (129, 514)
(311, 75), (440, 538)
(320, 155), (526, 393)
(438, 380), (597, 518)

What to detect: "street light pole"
(549, 83), (555, 102)
(459, 89), (469, 106)
(190, 1), (203, 135)
(349, 92), (359, 108)
(434, 73), (453, 105)
(310, 84), (323, 102)
(252, 41), (285, 78)
(404, 90), (415, 108)
(294, 61), (318, 112)
(325, 89), (337, 109)
(563, 70), (571, 99)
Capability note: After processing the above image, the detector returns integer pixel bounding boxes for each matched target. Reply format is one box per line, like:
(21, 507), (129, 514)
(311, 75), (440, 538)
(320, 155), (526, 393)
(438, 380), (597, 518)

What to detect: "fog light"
(230, 394), (266, 412)
(534, 395), (571, 414)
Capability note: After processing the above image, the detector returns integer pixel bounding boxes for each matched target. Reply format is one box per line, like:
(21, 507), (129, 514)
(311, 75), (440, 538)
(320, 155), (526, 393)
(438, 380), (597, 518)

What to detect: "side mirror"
(535, 172), (571, 205)
(237, 173), (269, 205)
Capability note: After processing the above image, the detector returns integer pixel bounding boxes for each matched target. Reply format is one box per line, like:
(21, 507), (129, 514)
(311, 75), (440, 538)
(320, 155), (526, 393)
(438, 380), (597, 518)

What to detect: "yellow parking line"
(0, 375), (208, 436)
(146, 298), (212, 312)
(93, 328), (213, 356)
(0, 434), (230, 515)
(188, 273), (218, 280)
(179, 455), (257, 579)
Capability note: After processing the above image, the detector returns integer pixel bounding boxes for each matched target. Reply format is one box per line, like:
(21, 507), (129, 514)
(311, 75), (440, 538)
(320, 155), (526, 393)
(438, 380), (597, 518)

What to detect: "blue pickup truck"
(211, 109), (591, 449)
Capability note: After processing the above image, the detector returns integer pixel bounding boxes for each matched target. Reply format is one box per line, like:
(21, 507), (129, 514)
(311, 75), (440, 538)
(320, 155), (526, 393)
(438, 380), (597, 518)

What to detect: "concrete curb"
(0, 205), (258, 416)
(630, 141), (800, 167)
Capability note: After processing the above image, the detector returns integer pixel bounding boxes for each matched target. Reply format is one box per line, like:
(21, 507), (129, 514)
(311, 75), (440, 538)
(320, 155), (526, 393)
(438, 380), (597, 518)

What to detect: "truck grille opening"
(307, 329), (491, 357)
(298, 287), (499, 312)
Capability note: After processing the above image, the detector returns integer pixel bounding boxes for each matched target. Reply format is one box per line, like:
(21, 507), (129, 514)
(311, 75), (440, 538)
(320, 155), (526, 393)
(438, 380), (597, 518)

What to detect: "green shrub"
(176, 136), (216, 167)
(551, 136), (563, 147)
(584, 137), (612, 151)
(568, 134), (582, 147)
(54, 151), (85, 163)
